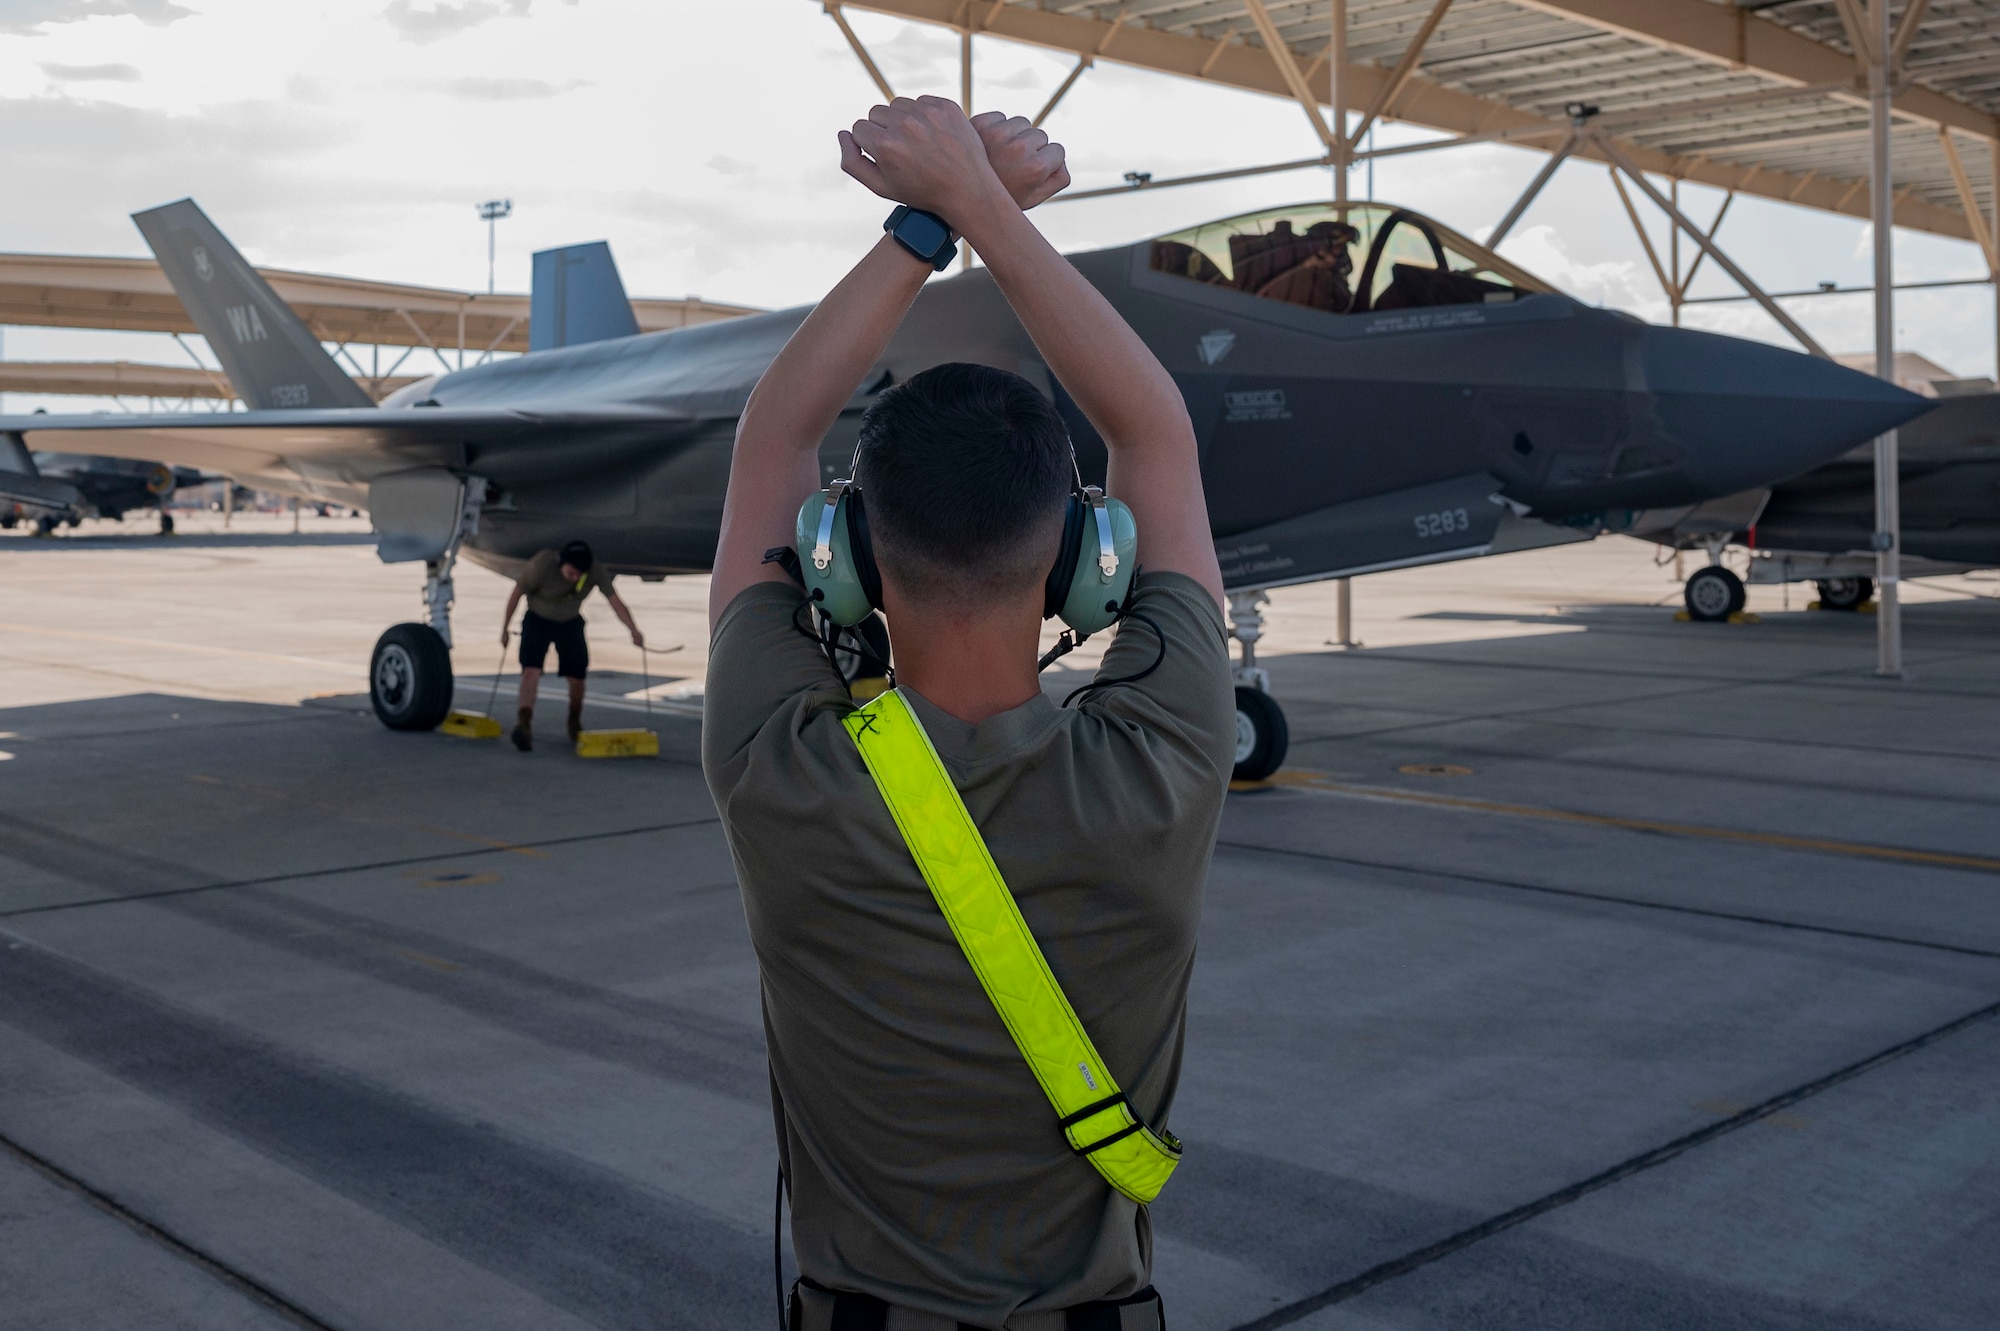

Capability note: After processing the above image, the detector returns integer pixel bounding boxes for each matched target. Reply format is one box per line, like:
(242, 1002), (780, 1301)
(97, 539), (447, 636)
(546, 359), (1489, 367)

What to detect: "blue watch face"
(898, 209), (951, 258)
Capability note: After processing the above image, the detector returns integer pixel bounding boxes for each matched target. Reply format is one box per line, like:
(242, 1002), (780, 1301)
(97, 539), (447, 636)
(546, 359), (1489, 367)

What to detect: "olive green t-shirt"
(701, 572), (1234, 1327)
(516, 548), (614, 623)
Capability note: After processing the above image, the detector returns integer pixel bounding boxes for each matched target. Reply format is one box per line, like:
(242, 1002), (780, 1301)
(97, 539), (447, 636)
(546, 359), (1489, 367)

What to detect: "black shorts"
(519, 611), (588, 678)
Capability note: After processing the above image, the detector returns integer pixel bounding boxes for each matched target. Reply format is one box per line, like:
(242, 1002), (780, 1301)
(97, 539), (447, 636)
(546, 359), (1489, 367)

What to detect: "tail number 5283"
(1414, 508), (1472, 539)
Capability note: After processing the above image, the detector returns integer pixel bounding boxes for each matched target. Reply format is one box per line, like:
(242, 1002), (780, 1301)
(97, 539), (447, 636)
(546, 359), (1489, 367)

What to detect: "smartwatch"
(885, 205), (957, 272)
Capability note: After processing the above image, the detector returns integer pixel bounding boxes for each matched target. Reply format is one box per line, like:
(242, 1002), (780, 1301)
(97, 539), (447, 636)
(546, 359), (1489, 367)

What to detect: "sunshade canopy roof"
(0, 251), (758, 352)
(837, 1), (2000, 248)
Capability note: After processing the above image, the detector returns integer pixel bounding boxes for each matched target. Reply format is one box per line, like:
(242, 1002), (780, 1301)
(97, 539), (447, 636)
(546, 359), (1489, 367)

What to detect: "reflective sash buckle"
(843, 689), (1182, 1205)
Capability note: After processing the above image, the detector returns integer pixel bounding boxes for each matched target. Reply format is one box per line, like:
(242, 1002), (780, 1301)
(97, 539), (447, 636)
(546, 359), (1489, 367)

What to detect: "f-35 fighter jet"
(0, 198), (1927, 777)
(1640, 389), (1998, 620)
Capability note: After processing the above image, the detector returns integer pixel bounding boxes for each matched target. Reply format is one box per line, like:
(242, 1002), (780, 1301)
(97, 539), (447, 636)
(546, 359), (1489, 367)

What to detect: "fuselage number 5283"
(1414, 508), (1472, 539)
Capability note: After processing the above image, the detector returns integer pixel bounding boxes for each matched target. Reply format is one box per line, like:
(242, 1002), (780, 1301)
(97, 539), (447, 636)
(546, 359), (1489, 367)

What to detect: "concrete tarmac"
(2, 514), (1997, 1329)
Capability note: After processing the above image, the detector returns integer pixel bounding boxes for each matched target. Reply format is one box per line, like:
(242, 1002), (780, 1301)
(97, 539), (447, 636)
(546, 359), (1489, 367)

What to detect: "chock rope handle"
(484, 633), (509, 720)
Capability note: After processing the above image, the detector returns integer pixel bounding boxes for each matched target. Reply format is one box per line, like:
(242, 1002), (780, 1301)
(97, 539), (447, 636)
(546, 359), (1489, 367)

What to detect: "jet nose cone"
(1642, 325), (1932, 493)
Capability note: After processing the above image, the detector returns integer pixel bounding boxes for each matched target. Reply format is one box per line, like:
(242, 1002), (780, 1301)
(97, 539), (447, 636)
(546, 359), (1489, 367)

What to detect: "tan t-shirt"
(516, 548), (614, 623)
(701, 572), (1234, 1326)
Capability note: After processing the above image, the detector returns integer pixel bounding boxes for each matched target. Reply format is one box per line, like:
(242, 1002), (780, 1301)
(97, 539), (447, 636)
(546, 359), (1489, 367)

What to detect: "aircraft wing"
(0, 469), (83, 512)
(0, 404), (690, 508)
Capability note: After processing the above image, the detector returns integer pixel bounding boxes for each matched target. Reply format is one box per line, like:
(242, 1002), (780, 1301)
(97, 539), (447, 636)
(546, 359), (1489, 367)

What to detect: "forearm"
(734, 234), (931, 466)
(503, 587), (522, 622)
(955, 197), (1192, 463)
(711, 234), (932, 623)
(956, 190), (1222, 601)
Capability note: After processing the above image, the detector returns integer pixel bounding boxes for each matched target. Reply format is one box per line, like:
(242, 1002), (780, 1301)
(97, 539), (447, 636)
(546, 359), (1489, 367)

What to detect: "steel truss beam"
(1594, 136), (1830, 359)
(1488, 130), (1579, 247)
(827, 0), (1980, 243)
(825, 2), (896, 102)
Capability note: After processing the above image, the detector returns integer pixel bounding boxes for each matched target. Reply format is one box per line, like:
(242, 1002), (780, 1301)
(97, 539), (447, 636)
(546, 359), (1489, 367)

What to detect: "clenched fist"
(839, 96), (1069, 226)
(970, 112), (1069, 211)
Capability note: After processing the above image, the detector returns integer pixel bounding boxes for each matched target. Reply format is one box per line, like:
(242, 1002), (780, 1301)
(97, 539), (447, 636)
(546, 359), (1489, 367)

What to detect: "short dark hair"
(560, 540), (593, 571)
(854, 363), (1071, 606)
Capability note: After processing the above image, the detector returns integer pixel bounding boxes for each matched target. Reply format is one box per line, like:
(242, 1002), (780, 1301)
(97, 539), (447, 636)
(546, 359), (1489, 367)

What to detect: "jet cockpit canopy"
(1149, 203), (1554, 317)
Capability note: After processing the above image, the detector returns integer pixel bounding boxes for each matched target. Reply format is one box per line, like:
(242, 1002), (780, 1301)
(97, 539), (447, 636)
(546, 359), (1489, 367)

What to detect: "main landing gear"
(1227, 590), (1289, 782)
(1815, 576), (1873, 611)
(369, 476), (483, 731)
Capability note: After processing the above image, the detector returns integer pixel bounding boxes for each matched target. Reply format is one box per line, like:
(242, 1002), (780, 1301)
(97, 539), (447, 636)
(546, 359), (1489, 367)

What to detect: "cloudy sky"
(1, 0), (1994, 412)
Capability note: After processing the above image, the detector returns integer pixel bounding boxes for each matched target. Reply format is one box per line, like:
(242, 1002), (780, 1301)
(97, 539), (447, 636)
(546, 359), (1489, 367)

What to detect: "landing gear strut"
(369, 476), (483, 731)
(1227, 590), (1289, 782)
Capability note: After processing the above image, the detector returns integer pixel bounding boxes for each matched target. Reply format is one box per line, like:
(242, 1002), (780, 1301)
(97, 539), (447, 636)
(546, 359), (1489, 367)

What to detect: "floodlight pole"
(1330, 0), (1348, 206)
(1330, 0), (1354, 646)
(477, 199), (513, 296)
(1868, 0), (1903, 678)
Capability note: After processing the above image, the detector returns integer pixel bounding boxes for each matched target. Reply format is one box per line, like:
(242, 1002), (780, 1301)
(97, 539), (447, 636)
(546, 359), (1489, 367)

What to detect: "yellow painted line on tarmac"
(394, 948), (462, 973)
(416, 826), (548, 859)
(0, 621), (360, 675)
(1240, 769), (2000, 876)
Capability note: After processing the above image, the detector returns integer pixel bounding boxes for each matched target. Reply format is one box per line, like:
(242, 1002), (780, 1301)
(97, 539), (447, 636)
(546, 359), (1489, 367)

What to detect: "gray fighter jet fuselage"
(418, 204), (1927, 594)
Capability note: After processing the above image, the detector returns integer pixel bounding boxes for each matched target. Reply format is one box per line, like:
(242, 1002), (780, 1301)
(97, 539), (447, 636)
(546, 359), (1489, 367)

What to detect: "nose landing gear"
(366, 473), (483, 731)
(1227, 589), (1290, 782)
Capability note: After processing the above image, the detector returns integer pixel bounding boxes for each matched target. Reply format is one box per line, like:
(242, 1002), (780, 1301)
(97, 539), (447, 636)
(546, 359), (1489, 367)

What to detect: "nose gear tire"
(370, 622), (455, 731)
(1233, 686), (1289, 782)
(1683, 566), (1746, 622)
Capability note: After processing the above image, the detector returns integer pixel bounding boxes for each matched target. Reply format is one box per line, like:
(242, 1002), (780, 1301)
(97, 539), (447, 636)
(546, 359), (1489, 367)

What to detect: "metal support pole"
(1335, 578), (1353, 647)
(1670, 178), (1682, 326)
(1869, 0), (1902, 677)
(1331, 0), (1348, 204)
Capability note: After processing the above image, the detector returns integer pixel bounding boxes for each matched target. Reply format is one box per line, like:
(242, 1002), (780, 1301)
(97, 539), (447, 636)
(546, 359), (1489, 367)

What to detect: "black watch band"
(884, 205), (957, 272)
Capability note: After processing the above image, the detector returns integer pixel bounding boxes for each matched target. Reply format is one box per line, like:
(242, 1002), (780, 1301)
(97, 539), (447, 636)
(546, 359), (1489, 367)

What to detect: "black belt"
(789, 1277), (1165, 1331)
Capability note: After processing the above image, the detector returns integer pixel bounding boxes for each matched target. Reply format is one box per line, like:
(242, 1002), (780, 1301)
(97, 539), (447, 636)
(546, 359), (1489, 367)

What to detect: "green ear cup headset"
(793, 465), (1138, 637)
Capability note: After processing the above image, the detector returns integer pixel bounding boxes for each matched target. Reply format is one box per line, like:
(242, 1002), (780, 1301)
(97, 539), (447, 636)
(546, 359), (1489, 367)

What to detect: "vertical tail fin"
(133, 199), (373, 410)
(530, 241), (639, 351)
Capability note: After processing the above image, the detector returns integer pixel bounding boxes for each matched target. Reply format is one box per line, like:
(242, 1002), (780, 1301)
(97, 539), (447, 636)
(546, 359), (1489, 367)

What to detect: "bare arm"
(706, 238), (932, 628)
(501, 584), (523, 645)
(706, 101), (1072, 630)
(603, 590), (645, 648)
(848, 103), (1223, 606)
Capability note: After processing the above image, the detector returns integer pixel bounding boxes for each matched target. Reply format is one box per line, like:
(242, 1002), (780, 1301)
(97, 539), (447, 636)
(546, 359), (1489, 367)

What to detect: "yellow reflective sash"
(842, 688), (1181, 1204)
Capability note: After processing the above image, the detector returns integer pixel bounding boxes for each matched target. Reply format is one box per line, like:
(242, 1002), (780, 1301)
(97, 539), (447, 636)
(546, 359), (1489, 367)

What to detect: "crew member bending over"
(501, 539), (644, 750)
(703, 101), (1232, 1329)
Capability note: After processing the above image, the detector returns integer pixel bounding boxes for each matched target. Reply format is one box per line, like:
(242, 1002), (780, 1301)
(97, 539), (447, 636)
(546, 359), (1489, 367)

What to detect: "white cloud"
(378, 0), (531, 45)
(0, 0), (189, 37)
(1498, 224), (1666, 317)
(39, 59), (139, 79)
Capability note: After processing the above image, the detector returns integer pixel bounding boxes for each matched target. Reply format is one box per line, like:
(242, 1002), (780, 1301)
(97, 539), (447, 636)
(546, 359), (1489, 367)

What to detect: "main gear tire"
(370, 623), (455, 731)
(1684, 566), (1746, 622)
(1815, 576), (1873, 611)
(1232, 687), (1289, 782)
